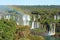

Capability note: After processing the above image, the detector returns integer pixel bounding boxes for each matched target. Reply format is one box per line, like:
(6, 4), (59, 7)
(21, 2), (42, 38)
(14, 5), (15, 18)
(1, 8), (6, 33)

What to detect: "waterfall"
(31, 14), (40, 29)
(23, 14), (30, 26)
(31, 21), (35, 29)
(57, 15), (60, 20)
(31, 21), (40, 29)
(54, 15), (60, 20)
(48, 23), (55, 36)
(54, 15), (56, 20)
(31, 21), (37, 29)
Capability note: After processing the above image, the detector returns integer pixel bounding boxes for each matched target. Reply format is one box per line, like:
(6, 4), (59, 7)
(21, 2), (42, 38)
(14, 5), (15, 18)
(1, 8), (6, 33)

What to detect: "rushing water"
(30, 17), (60, 40)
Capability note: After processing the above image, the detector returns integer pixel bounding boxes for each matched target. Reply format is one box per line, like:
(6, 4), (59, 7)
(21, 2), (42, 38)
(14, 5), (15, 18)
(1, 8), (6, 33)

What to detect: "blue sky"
(0, 0), (60, 5)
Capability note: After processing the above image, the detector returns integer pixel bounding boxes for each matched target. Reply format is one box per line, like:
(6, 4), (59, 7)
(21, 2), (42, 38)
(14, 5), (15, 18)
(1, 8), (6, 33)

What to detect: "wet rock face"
(32, 11), (39, 14)
(53, 34), (60, 38)
(55, 23), (60, 32)
(56, 26), (60, 32)
(56, 27), (60, 32)
(58, 12), (60, 15)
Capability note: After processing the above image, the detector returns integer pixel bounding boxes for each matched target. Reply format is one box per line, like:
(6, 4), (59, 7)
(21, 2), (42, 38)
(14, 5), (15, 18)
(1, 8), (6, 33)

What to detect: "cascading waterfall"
(31, 21), (40, 29)
(31, 21), (35, 29)
(48, 23), (55, 36)
(23, 14), (30, 26)
(31, 12), (40, 29)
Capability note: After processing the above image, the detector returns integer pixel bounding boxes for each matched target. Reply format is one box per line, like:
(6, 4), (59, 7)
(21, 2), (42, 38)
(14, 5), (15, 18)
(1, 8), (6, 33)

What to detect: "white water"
(54, 15), (60, 20)
(48, 23), (55, 36)
(31, 21), (35, 29)
(23, 14), (30, 26)
(31, 21), (40, 29)
(48, 30), (55, 36)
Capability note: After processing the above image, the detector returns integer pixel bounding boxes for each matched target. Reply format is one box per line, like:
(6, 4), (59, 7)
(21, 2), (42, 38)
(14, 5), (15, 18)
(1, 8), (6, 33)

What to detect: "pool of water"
(44, 36), (60, 40)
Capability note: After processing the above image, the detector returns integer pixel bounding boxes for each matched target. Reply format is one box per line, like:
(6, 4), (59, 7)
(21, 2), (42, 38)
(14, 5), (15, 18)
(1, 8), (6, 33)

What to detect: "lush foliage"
(0, 19), (16, 40)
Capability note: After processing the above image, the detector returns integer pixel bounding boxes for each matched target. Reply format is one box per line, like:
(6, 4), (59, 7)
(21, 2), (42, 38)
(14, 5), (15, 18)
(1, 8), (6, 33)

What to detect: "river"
(44, 36), (60, 40)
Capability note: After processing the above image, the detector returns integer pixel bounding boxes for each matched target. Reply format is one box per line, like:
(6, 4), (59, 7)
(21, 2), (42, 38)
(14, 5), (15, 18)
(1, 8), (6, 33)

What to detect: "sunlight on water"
(31, 21), (35, 29)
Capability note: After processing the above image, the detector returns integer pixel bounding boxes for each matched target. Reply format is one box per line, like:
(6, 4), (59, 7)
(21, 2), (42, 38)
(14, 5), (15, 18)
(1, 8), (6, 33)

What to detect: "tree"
(0, 19), (16, 40)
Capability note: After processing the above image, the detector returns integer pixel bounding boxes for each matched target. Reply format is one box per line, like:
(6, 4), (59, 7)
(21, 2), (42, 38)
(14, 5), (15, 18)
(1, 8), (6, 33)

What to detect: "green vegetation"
(0, 19), (16, 40)
(15, 25), (45, 40)
(0, 19), (45, 40)
(27, 34), (45, 40)
(32, 28), (46, 32)
(0, 6), (60, 40)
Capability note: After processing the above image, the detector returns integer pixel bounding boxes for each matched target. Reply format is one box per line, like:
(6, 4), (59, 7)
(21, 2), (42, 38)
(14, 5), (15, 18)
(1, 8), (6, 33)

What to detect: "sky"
(0, 0), (60, 5)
